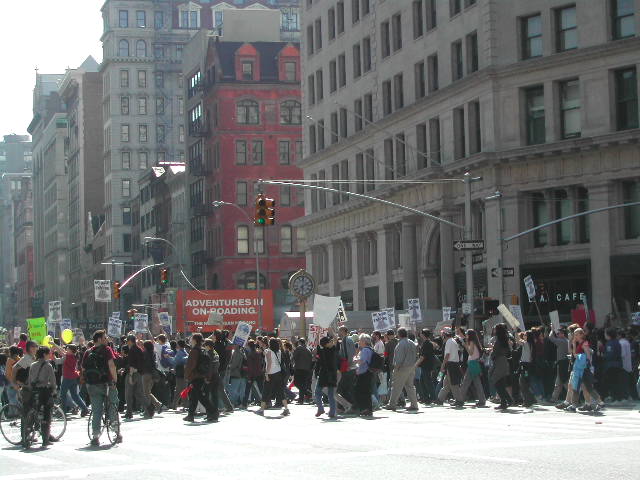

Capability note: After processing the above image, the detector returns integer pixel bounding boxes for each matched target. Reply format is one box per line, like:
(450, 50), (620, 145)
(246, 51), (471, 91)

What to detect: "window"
(317, 120), (325, 149)
(237, 181), (248, 206)
(381, 20), (390, 58)
(281, 100), (301, 125)
(309, 125), (317, 154)
(428, 53), (439, 92)
(180, 8), (200, 29)
(329, 60), (337, 92)
(612, 0), (635, 39)
(296, 141), (303, 161)
(352, 0), (360, 24)
(353, 43), (362, 78)
(330, 112), (339, 144)
(279, 140), (290, 164)
(332, 163), (341, 204)
(525, 86), (545, 144)
(252, 140), (263, 165)
(139, 151), (148, 169)
(285, 62), (296, 81)
(576, 187), (590, 243)
(254, 228), (265, 255)
(307, 25), (314, 55)
(237, 226), (249, 254)
(522, 14), (542, 59)
(137, 70), (147, 88)
(556, 5), (577, 52)
(469, 100), (482, 154)
(384, 138), (394, 180)
(382, 80), (392, 116)
(154, 45), (164, 59)
(532, 193), (549, 247)
(395, 134), (406, 176)
(354, 98), (363, 131)
(123, 207), (132, 225)
(282, 7), (299, 32)
(467, 31), (478, 73)
(119, 10), (128, 28)
(452, 40), (463, 81)
(429, 117), (441, 164)
(392, 13), (403, 51)
(416, 123), (428, 168)
(415, 61), (426, 99)
(615, 67), (639, 130)
(307, 74), (315, 105)
(136, 10), (146, 28)
(316, 69), (324, 100)
(120, 70), (129, 88)
(453, 107), (465, 159)
(156, 125), (166, 144)
(297, 229), (307, 254)
(623, 181), (640, 239)
(340, 108), (348, 138)
(365, 149), (375, 191)
(154, 11), (164, 29)
(426, 0), (437, 30)
(393, 73), (404, 110)
(157, 151), (166, 164)
(364, 93), (373, 123)
(555, 190), (572, 245)
(363, 36), (372, 72)
(242, 62), (253, 80)
(179, 125), (185, 143)
(560, 79), (581, 139)
(319, 170), (327, 208)
(315, 18), (323, 50)
(120, 96), (129, 115)
(121, 151), (131, 169)
(155, 71), (164, 88)
(237, 100), (259, 124)
(337, 1), (345, 34)
(338, 54), (346, 87)
(450, 0), (462, 17)
(281, 185), (291, 206)
(176, 45), (183, 59)
(138, 124), (148, 142)
(328, 7), (336, 40)
(123, 234), (132, 253)
(155, 96), (163, 115)
(413, 1), (424, 38)
(120, 124), (130, 142)
(236, 140), (247, 164)
(122, 179), (131, 197)
(362, 0), (370, 16)
(135, 40), (147, 57)
(118, 39), (130, 57)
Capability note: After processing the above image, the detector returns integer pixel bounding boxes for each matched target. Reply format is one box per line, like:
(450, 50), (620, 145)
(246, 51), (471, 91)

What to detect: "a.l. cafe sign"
(537, 291), (587, 303)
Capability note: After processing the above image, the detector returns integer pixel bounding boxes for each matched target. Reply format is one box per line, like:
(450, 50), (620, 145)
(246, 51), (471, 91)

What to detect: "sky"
(0, 0), (104, 136)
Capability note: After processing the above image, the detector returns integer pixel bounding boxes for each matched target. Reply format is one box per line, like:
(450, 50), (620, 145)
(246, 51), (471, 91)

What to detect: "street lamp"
(212, 200), (263, 330)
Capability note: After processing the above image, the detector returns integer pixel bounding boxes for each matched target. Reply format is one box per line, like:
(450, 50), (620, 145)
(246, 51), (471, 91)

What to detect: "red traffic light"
(113, 281), (121, 299)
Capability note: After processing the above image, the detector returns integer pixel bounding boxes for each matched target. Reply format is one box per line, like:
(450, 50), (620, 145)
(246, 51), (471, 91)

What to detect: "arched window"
(236, 100), (259, 125)
(118, 39), (130, 57)
(136, 40), (147, 57)
(237, 271), (266, 290)
(280, 100), (301, 125)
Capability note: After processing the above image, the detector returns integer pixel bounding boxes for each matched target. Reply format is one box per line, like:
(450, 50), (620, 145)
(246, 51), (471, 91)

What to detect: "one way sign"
(453, 240), (485, 251)
(491, 267), (515, 278)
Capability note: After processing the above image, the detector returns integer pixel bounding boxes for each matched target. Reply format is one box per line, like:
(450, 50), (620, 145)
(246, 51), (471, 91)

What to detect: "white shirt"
(265, 349), (282, 375)
(154, 342), (166, 371)
(619, 338), (632, 372)
(373, 340), (385, 355)
(444, 338), (460, 363)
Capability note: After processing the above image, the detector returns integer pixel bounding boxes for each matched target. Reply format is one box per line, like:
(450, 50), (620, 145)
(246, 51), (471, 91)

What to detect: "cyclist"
(12, 341), (37, 387)
(24, 346), (58, 447)
(82, 330), (122, 446)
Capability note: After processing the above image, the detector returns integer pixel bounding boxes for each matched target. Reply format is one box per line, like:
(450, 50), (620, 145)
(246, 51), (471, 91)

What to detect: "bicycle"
(0, 389), (67, 448)
(86, 384), (121, 445)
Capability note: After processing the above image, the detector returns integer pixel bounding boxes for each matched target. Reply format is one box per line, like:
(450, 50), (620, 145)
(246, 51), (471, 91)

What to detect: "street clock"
(288, 269), (315, 300)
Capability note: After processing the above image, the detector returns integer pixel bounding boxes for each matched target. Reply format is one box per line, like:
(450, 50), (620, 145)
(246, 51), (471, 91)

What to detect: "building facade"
(12, 177), (34, 323)
(299, 0), (640, 324)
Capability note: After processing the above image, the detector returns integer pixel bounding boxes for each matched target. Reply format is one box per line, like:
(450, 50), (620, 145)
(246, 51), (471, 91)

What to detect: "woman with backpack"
(255, 338), (290, 417)
(183, 333), (217, 423)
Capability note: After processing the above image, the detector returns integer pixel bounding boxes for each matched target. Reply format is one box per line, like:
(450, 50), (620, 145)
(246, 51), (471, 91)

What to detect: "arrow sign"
(453, 240), (485, 251)
(491, 267), (516, 278)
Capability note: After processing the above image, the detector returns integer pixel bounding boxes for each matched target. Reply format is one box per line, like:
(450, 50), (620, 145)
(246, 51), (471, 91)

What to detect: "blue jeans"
(60, 378), (87, 412)
(314, 383), (336, 416)
(86, 384), (120, 438)
(6, 385), (18, 406)
(228, 377), (247, 406)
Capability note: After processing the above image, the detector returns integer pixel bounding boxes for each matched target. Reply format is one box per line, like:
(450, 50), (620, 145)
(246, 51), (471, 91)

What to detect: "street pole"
(463, 173), (475, 330)
(111, 259), (117, 327)
(254, 224), (263, 331)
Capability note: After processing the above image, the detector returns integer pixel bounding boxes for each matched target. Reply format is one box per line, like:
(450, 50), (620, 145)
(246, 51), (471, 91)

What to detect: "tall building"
(299, 0), (640, 324)
(12, 176), (34, 323)
(100, 0), (301, 314)
(0, 134), (32, 327)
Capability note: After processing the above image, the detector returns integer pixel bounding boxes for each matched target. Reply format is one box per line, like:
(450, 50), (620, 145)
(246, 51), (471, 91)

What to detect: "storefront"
(611, 254), (640, 320)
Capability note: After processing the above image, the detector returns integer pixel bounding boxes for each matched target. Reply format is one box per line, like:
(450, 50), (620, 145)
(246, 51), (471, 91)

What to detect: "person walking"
(243, 340), (263, 408)
(337, 327), (357, 407)
(459, 329), (486, 407)
(314, 335), (338, 418)
(385, 328), (419, 412)
(171, 340), (189, 410)
(489, 323), (513, 411)
(59, 344), (89, 416)
(124, 335), (146, 419)
(293, 338), (313, 404)
(354, 334), (374, 417)
(255, 338), (290, 417)
(183, 333), (217, 423)
(141, 340), (163, 418)
(227, 345), (247, 408)
(203, 339), (221, 421)
(213, 331), (234, 413)
(437, 328), (464, 407)
(549, 327), (570, 403)
(5, 346), (22, 406)
(415, 329), (436, 404)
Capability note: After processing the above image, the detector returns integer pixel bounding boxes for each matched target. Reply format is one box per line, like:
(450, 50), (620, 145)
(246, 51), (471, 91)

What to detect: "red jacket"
(62, 352), (80, 380)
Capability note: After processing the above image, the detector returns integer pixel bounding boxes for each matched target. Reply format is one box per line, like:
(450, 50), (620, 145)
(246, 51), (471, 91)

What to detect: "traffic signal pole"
(463, 173), (475, 330)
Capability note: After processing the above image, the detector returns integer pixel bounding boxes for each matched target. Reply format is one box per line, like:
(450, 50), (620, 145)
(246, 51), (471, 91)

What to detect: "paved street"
(2, 403), (640, 480)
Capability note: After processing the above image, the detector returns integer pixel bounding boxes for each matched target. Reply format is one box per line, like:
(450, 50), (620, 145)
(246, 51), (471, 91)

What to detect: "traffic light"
(254, 194), (275, 226)
(127, 308), (138, 321)
(113, 281), (121, 299)
(160, 268), (169, 285)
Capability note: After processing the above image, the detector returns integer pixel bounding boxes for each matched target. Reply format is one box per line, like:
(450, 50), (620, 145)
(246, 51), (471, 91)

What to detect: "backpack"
(368, 348), (385, 373)
(160, 344), (175, 369)
(83, 347), (110, 385)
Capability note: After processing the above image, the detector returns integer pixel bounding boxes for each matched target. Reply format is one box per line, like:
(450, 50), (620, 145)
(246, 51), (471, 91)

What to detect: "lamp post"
(212, 201), (264, 330)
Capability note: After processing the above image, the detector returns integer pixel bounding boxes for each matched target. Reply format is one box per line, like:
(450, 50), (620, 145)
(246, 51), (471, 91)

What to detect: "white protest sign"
(632, 312), (640, 326)
(509, 305), (524, 330)
(383, 308), (396, 329)
(59, 318), (72, 332)
(313, 294), (341, 328)
(107, 317), (122, 338)
(482, 317), (502, 346)
(498, 304), (520, 331)
(462, 302), (472, 315)
(112, 312), (120, 319)
(407, 298), (422, 323)
(134, 313), (149, 333)
(336, 301), (348, 326)
(523, 275), (536, 301)
(158, 311), (170, 326)
(372, 310), (394, 332)
(94, 280), (111, 302)
(73, 328), (85, 345)
(442, 307), (452, 323)
(549, 310), (560, 332)
(307, 324), (328, 351)
(232, 321), (252, 347)
(13, 326), (21, 340)
(48, 301), (62, 324)
(398, 313), (411, 329)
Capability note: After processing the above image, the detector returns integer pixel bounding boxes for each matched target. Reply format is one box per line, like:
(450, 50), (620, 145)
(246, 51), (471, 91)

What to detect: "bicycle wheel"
(87, 411), (105, 441)
(0, 404), (22, 445)
(50, 406), (67, 441)
(105, 401), (121, 445)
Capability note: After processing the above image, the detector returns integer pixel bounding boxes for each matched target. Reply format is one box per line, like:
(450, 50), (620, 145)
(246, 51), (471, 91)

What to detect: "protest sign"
(94, 280), (111, 302)
(48, 301), (62, 324)
(27, 317), (47, 345)
(134, 313), (149, 333)
(383, 308), (396, 329)
(107, 317), (122, 338)
(372, 311), (394, 332)
(549, 310), (560, 332)
(442, 307), (452, 323)
(498, 304), (520, 331)
(336, 301), (348, 326)
(313, 294), (341, 328)
(59, 318), (72, 332)
(407, 298), (422, 323)
(232, 321), (252, 347)
(307, 324), (328, 351)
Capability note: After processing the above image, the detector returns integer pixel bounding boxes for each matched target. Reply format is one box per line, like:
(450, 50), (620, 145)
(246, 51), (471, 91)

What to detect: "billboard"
(176, 290), (274, 332)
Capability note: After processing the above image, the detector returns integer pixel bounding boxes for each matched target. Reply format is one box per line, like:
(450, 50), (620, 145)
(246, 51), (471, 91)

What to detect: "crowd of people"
(1, 320), (639, 448)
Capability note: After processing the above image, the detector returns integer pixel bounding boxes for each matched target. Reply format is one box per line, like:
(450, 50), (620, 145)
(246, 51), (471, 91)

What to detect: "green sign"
(27, 317), (47, 345)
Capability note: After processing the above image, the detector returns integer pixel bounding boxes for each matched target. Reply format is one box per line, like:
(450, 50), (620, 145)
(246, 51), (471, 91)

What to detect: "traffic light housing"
(160, 268), (169, 285)
(127, 308), (138, 321)
(254, 194), (276, 226)
(113, 281), (121, 299)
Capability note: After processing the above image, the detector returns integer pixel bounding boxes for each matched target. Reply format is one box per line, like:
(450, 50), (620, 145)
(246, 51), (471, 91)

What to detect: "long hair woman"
(516, 330), (537, 407)
(565, 328), (599, 412)
(489, 323), (513, 411)
(459, 329), (486, 407)
(255, 338), (289, 417)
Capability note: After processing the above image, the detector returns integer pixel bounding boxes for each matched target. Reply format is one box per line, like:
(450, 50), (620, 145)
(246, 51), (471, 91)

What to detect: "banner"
(442, 307), (452, 323)
(158, 312), (170, 327)
(232, 321), (252, 347)
(407, 298), (422, 323)
(59, 318), (72, 332)
(94, 280), (111, 302)
(509, 305), (524, 330)
(27, 317), (47, 345)
(177, 290), (274, 332)
(498, 304), (522, 331)
(134, 313), (149, 333)
(372, 311), (394, 332)
(313, 294), (341, 328)
(383, 308), (396, 329)
(107, 317), (122, 338)
(112, 312), (120, 319)
(307, 324), (328, 351)
(48, 301), (62, 324)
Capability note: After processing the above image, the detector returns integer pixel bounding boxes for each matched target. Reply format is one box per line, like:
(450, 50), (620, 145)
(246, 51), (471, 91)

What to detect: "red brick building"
(185, 37), (306, 296)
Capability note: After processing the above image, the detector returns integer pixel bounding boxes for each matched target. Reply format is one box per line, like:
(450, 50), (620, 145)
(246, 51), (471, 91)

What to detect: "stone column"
(326, 242), (341, 297)
(501, 195), (522, 303)
(587, 182), (613, 327)
(485, 195), (502, 302)
(439, 211), (457, 307)
(350, 235), (365, 311)
(402, 219), (419, 300)
(376, 227), (393, 309)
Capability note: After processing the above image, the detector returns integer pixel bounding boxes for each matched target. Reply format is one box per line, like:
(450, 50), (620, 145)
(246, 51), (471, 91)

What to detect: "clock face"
(291, 274), (314, 298)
